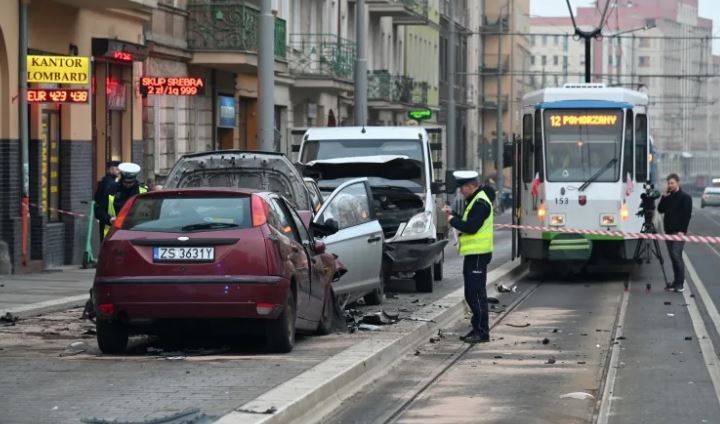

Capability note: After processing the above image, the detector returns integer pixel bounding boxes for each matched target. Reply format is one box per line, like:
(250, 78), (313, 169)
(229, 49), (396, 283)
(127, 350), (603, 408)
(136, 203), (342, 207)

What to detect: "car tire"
(415, 266), (434, 293)
(364, 260), (389, 306)
(433, 251), (444, 281)
(266, 291), (296, 353)
(317, 288), (336, 335)
(96, 320), (129, 354)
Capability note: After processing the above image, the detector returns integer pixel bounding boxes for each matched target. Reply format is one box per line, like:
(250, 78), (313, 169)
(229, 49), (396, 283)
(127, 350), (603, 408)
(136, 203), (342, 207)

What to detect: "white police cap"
(118, 162), (141, 180)
(453, 170), (479, 186)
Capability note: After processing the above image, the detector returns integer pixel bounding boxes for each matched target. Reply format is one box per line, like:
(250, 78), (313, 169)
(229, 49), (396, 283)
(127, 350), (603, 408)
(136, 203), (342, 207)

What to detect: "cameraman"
(657, 173), (693, 292)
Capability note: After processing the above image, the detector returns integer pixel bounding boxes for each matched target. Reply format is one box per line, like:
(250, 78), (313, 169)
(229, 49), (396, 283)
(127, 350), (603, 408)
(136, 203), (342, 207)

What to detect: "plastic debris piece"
(542, 338), (550, 345)
(685, 336), (693, 341)
(664, 301), (672, 305)
(667, 313), (675, 317)
(358, 324), (381, 331)
(616, 336), (626, 341)
(497, 284), (517, 293)
(506, 323), (531, 328)
(577, 361), (587, 365)
(560, 392), (595, 400)
(546, 358), (556, 364)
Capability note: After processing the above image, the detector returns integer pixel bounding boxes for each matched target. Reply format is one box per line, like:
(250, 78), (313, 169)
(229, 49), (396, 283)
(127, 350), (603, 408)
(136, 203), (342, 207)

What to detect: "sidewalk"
(0, 266), (94, 317)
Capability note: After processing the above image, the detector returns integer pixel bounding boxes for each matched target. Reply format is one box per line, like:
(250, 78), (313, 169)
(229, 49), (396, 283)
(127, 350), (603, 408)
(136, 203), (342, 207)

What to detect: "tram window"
(522, 114), (533, 182)
(635, 114), (648, 182)
(534, 110), (544, 180)
(623, 110), (634, 181)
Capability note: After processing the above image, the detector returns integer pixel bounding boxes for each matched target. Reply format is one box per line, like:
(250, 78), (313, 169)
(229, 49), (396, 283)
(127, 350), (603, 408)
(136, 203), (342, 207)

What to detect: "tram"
(515, 83), (651, 270)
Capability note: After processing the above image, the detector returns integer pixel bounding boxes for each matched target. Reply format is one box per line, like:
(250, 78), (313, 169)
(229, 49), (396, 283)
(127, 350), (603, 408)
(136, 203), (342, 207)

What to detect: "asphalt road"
(324, 206), (720, 424)
(0, 213), (514, 424)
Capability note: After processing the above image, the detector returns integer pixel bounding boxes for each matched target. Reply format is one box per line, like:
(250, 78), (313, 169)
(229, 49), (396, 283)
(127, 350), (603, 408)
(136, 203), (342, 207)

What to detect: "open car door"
(313, 178), (384, 301)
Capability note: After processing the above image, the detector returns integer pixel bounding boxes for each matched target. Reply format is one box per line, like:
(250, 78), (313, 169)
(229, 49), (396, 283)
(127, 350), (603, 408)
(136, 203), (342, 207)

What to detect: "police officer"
(94, 160), (120, 241)
(443, 171), (493, 344)
(98, 162), (147, 238)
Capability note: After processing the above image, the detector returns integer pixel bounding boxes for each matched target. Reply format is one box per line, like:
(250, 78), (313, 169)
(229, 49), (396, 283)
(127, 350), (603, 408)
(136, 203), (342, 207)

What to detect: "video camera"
(637, 182), (661, 220)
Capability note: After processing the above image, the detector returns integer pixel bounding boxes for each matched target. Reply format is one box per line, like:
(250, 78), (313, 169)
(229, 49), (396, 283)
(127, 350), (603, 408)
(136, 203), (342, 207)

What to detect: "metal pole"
(354, 0), (367, 126)
(585, 36), (591, 83)
(20, 0), (29, 267)
(447, 0), (456, 169)
(495, 6), (504, 201)
(258, 0), (275, 151)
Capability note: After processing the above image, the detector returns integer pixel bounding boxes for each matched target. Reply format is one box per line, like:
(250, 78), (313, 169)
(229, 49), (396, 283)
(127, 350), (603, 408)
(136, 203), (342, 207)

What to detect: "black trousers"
(665, 240), (686, 287)
(463, 253), (492, 338)
(98, 222), (106, 242)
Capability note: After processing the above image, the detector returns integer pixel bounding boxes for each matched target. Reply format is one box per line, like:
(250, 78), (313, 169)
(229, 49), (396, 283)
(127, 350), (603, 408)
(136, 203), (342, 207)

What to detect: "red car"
(92, 188), (343, 353)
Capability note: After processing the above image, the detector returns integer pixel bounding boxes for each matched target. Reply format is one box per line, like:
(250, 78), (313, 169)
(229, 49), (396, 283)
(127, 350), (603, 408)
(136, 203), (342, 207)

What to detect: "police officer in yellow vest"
(444, 170), (493, 344)
(98, 162), (147, 238)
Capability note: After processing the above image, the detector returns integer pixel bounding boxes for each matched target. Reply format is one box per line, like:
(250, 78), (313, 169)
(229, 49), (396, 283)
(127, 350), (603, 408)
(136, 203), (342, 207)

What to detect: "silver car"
(701, 187), (720, 208)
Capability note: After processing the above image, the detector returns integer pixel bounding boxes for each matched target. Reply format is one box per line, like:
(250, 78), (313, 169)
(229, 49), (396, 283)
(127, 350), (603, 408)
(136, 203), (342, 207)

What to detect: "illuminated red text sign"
(140, 76), (206, 96)
(27, 88), (90, 103)
(111, 51), (133, 61)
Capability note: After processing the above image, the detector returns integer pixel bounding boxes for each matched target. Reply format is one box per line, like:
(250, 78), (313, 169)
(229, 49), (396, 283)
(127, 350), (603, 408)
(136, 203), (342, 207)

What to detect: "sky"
(530, 0), (720, 53)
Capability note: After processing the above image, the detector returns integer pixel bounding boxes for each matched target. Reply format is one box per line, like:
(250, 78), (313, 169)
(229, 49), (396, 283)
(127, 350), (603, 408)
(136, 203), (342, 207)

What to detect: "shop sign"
(218, 95), (236, 128)
(408, 108), (432, 122)
(27, 55), (89, 84)
(27, 88), (90, 104)
(140, 76), (206, 96)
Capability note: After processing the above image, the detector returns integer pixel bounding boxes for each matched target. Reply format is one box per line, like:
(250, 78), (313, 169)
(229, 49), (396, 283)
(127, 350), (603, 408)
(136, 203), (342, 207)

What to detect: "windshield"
(544, 109), (623, 183)
(123, 196), (251, 232)
(301, 139), (424, 163)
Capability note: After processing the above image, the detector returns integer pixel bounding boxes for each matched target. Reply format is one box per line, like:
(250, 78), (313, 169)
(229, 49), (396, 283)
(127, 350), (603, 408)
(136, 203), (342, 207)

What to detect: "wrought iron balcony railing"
(187, 1), (287, 57)
(368, 70), (414, 104)
(287, 34), (356, 80)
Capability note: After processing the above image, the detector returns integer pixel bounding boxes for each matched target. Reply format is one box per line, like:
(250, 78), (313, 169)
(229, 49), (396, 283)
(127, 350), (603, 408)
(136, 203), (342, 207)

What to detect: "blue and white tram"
(517, 83), (651, 267)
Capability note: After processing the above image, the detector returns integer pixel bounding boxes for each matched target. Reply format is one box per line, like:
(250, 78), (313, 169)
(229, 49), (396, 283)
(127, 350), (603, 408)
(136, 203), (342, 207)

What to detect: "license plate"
(153, 247), (215, 262)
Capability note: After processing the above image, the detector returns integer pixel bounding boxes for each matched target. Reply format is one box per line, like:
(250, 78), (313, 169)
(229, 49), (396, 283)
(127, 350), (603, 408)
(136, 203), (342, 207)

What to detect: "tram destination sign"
(27, 55), (89, 84)
(548, 113), (619, 128)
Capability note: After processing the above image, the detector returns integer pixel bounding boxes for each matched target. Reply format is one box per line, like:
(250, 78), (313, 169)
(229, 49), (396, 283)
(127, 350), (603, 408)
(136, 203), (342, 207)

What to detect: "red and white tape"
(28, 203), (89, 219)
(494, 223), (720, 245)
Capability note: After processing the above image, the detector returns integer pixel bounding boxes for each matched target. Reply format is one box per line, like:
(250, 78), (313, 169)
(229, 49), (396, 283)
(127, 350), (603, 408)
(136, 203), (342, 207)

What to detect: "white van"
(298, 126), (448, 293)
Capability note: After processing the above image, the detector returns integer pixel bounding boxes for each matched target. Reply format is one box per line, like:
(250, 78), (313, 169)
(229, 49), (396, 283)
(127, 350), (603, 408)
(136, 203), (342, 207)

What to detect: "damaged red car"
(92, 188), (344, 354)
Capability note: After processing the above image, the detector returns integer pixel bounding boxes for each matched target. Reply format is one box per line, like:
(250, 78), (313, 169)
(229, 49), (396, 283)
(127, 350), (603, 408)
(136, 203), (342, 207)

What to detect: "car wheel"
(415, 266), (434, 293)
(433, 251), (444, 281)
(96, 320), (129, 354)
(364, 260), (389, 306)
(266, 291), (296, 353)
(317, 288), (336, 335)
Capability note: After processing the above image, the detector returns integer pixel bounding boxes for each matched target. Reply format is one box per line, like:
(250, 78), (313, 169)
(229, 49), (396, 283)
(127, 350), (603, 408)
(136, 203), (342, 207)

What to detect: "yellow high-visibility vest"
(104, 185), (147, 236)
(458, 190), (494, 256)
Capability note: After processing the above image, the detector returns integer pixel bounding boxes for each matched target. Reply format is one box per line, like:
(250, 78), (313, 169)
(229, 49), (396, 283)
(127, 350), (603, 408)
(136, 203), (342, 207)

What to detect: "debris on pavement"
(667, 313), (675, 317)
(664, 301), (672, 305)
(560, 392), (595, 400)
(358, 324), (381, 331)
(497, 284), (517, 293)
(0, 312), (18, 326)
(60, 341), (88, 357)
(541, 338), (550, 345)
(506, 323), (530, 328)
(82, 408), (210, 423)
(545, 357), (556, 364)
(361, 311), (400, 326)
(685, 336), (693, 341)
(488, 297), (500, 304)
(235, 406), (277, 415)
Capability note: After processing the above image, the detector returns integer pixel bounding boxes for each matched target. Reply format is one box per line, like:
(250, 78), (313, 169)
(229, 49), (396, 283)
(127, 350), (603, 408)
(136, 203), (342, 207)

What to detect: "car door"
(313, 178), (383, 299)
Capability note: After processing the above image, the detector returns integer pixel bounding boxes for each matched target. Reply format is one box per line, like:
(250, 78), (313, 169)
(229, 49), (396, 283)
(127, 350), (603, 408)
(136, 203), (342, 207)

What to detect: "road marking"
(681, 254), (720, 407)
(596, 284), (630, 424)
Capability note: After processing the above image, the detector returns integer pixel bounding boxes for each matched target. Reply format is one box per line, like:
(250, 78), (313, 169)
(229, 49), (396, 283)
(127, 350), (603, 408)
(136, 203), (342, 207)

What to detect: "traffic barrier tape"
(494, 223), (720, 245)
(28, 203), (89, 219)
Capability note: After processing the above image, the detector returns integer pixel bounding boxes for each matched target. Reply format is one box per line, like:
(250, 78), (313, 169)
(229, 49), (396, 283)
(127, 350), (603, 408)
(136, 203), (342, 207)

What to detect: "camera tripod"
(632, 215), (670, 288)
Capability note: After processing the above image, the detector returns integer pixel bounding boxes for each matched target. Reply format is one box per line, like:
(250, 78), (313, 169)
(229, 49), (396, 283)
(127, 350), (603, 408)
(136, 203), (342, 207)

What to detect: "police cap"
(453, 170), (479, 187)
(118, 162), (141, 183)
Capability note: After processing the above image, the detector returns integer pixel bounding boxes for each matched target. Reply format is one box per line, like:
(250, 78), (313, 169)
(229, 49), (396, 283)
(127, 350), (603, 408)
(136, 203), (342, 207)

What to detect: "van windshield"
(301, 139), (424, 163)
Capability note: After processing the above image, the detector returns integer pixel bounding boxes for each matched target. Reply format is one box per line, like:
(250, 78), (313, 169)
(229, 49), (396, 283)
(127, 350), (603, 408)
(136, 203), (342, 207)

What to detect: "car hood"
(301, 155), (423, 181)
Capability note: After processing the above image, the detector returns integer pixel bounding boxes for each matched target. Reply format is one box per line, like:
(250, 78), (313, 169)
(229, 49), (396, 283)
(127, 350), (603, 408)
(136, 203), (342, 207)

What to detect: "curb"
(0, 294), (88, 320)
(215, 260), (525, 424)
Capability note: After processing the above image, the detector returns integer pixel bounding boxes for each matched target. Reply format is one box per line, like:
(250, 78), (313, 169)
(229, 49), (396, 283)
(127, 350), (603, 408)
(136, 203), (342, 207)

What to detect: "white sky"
(530, 0), (720, 53)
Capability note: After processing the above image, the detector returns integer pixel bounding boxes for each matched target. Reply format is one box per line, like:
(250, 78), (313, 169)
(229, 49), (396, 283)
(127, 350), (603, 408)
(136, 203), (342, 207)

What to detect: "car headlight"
(549, 214), (566, 227)
(401, 211), (433, 238)
(600, 214), (617, 227)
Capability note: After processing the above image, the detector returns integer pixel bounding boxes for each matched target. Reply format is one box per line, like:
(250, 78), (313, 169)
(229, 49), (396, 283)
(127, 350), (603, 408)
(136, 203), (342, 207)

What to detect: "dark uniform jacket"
(94, 174), (117, 224)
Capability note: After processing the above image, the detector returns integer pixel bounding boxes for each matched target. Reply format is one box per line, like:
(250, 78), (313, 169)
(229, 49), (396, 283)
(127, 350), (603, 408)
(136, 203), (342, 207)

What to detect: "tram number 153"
(555, 197), (569, 205)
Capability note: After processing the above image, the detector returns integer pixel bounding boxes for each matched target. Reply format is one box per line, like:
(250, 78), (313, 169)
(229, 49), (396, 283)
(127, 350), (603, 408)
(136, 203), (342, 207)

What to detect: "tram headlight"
(600, 214), (617, 227)
(549, 214), (566, 227)
(620, 203), (630, 221)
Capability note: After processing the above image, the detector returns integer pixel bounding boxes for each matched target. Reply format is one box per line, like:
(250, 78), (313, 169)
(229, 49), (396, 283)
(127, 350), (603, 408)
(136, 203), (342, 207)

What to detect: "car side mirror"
(431, 181), (445, 195)
(313, 240), (326, 254)
(310, 219), (339, 237)
(445, 170), (458, 193)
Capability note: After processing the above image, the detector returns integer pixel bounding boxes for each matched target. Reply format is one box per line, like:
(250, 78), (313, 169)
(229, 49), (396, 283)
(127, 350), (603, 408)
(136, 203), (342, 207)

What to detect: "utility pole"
(447, 0), (457, 169)
(354, 0), (368, 126)
(258, 0), (275, 151)
(20, 0), (29, 267)
(495, 5), (505, 200)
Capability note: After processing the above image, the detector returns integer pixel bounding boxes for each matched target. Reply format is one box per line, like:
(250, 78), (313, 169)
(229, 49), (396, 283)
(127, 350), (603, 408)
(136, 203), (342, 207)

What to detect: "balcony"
(439, 0), (470, 30)
(350, 0), (430, 25)
(368, 70), (423, 108)
(478, 95), (509, 110)
(288, 34), (356, 91)
(479, 14), (510, 33)
(411, 81), (429, 106)
(439, 81), (469, 106)
(480, 54), (510, 73)
(187, 1), (287, 72)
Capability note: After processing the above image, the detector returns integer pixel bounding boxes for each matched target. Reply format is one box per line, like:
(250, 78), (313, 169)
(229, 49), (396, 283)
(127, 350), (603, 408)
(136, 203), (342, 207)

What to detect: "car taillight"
(97, 303), (115, 316)
(113, 197), (138, 229)
(252, 195), (269, 227)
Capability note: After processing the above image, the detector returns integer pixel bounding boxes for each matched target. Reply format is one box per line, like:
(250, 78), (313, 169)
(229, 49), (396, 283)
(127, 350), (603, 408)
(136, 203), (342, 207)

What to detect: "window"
(123, 196), (252, 232)
(281, 199), (311, 245)
(635, 114), (648, 182)
(639, 56), (650, 67)
(542, 35), (548, 45)
(623, 110), (634, 180)
(608, 55), (613, 66)
(531, 55), (535, 66)
(531, 35), (536, 46)
(522, 114), (534, 183)
(268, 198), (297, 241)
(553, 55), (559, 66)
(534, 110), (544, 180)
(639, 37), (651, 48)
(554, 35), (559, 45)
(541, 55), (547, 66)
(317, 183), (371, 231)
(563, 56), (568, 68)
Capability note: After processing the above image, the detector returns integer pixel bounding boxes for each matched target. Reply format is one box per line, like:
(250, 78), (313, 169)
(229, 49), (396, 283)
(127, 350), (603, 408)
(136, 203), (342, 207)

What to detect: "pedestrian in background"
(97, 162), (148, 239)
(443, 171), (494, 344)
(94, 160), (119, 242)
(658, 173), (693, 293)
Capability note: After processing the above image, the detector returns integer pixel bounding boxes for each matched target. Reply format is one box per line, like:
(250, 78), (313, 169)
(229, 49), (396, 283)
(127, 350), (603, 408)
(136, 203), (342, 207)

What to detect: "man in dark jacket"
(94, 161), (119, 241)
(657, 173), (693, 292)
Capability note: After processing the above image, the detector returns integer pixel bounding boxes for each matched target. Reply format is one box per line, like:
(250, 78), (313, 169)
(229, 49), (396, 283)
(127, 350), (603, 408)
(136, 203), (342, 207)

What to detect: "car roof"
(179, 150), (289, 159)
(705, 187), (720, 192)
(303, 126), (428, 141)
